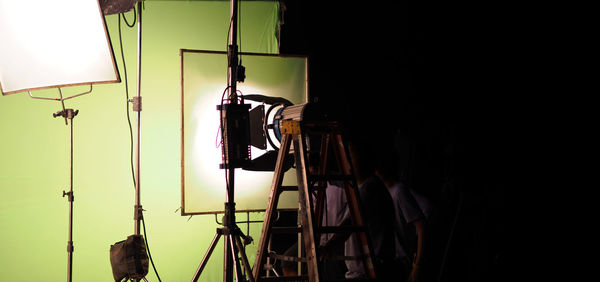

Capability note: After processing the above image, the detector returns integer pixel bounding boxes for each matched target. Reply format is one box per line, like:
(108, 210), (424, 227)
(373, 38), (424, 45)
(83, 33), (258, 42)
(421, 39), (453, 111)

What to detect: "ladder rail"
(253, 134), (293, 279)
(313, 134), (331, 232)
(331, 134), (377, 278)
(293, 134), (320, 282)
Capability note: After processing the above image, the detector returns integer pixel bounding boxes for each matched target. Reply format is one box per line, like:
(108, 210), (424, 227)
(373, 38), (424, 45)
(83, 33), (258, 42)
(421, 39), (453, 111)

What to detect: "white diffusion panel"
(0, 0), (119, 94)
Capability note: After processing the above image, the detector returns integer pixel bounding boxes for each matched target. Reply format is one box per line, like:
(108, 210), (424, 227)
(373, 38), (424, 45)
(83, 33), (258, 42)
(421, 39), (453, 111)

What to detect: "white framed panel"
(181, 49), (308, 215)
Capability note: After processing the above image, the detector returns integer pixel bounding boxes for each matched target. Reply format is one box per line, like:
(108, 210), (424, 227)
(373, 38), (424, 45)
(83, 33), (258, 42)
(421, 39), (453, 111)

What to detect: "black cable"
(119, 12), (162, 282)
(226, 11), (234, 97)
(220, 86), (230, 190)
(226, 8), (233, 47)
(118, 13), (136, 189)
(142, 216), (162, 282)
(122, 6), (136, 28)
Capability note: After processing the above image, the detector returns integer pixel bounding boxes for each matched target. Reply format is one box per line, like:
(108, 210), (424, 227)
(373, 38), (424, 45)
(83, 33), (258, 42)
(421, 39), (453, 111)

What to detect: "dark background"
(276, 1), (513, 281)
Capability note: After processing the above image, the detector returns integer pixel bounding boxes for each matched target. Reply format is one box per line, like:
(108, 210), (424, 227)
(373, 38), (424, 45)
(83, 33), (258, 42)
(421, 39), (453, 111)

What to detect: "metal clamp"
(129, 96), (142, 112)
(62, 190), (74, 202)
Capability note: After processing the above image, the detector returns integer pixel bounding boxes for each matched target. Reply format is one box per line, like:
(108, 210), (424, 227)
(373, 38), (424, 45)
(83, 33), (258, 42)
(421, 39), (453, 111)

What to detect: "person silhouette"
(375, 135), (434, 282)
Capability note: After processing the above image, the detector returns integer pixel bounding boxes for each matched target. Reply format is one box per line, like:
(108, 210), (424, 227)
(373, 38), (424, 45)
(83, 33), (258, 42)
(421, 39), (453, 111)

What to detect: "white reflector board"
(0, 0), (120, 95)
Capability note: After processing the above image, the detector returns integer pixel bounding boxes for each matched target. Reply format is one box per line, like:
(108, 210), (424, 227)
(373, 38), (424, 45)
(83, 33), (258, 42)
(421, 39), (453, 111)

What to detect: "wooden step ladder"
(253, 120), (377, 282)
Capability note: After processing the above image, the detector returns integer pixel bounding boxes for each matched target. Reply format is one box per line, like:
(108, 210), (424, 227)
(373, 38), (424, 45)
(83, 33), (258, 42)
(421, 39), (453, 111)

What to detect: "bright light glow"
(181, 50), (308, 214)
(190, 84), (274, 199)
(0, 0), (119, 94)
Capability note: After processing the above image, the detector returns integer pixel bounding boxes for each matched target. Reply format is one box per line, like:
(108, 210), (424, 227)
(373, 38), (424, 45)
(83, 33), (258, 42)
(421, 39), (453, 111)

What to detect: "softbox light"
(0, 0), (120, 95)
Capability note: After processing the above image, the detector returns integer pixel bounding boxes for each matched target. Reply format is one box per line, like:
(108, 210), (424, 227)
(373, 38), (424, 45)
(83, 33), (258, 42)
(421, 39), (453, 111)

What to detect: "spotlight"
(241, 95), (327, 172)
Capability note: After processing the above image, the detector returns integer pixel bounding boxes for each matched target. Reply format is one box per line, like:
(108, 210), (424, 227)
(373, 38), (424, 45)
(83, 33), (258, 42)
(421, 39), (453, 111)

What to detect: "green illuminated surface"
(0, 1), (278, 281)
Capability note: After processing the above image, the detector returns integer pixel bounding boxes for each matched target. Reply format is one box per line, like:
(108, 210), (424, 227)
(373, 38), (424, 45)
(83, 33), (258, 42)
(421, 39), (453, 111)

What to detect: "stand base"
(192, 226), (255, 282)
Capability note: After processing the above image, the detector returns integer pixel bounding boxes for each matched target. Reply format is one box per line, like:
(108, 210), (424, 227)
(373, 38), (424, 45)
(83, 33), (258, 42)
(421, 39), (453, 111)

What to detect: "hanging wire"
(118, 13), (136, 189)
(122, 5), (136, 28)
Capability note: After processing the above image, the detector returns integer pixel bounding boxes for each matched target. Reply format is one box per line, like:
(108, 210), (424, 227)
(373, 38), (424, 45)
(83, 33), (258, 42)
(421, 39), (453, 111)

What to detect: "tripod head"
(53, 109), (79, 125)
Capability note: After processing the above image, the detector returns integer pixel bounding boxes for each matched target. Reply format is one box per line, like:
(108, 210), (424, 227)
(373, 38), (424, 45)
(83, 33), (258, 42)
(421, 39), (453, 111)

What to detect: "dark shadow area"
(278, 1), (513, 281)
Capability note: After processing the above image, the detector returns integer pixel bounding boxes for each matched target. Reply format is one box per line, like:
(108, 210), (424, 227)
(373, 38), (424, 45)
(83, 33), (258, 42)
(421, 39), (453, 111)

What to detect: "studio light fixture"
(0, 1), (120, 281)
(0, 0), (120, 95)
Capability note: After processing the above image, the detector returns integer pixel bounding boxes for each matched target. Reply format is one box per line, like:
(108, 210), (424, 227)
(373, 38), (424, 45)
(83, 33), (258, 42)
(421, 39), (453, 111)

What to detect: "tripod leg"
(234, 233), (255, 282)
(227, 235), (244, 282)
(192, 231), (222, 282)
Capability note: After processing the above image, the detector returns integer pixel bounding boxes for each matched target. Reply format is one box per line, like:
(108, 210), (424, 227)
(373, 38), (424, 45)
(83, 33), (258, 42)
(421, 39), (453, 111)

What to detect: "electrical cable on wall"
(118, 10), (162, 282)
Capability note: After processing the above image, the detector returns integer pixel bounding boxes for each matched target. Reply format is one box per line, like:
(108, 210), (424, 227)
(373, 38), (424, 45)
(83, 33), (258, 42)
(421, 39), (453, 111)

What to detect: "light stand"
(132, 0), (143, 244)
(191, 0), (254, 281)
(108, 2), (150, 281)
(53, 108), (79, 282)
(27, 86), (94, 282)
(131, 1), (149, 281)
(26, 88), (93, 282)
(1, 1), (122, 281)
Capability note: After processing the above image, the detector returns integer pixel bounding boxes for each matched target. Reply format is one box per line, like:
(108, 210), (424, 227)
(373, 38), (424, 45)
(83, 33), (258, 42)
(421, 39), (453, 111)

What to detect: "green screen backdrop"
(0, 1), (279, 281)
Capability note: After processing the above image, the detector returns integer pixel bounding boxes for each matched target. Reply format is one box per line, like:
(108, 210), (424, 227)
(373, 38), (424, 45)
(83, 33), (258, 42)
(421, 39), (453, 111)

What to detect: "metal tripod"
(191, 202), (255, 282)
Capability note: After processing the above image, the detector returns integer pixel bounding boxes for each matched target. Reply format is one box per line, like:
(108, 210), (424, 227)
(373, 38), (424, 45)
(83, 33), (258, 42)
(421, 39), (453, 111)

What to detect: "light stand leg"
(192, 230), (223, 282)
(233, 232), (254, 282)
(228, 234), (242, 282)
(223, 202), (235, 282)
(191, 212), (255, 282)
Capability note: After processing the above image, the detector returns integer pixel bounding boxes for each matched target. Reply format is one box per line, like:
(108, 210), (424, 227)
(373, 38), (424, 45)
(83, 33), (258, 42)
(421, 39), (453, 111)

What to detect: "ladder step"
(280, 185), (299, 191)
(268, 251), (308, 262)
(316, 225), (366, 234)
(276, 186), (299, 195)
(270, 226), (302, 234)
(308, 174), (353, 182)
(258, 276), (376, 282)
(324, 279), (377, 282)
(257, 276), (309, 282)
(270, 226), (366, 235)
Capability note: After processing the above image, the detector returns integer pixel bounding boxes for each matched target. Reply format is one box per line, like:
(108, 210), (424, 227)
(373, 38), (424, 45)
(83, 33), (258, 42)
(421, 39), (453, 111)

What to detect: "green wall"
(0, 1), (278, 281)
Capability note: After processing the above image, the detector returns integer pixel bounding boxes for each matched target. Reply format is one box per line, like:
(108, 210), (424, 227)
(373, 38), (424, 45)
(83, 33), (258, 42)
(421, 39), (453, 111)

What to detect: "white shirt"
(388, 181), (431, 259)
